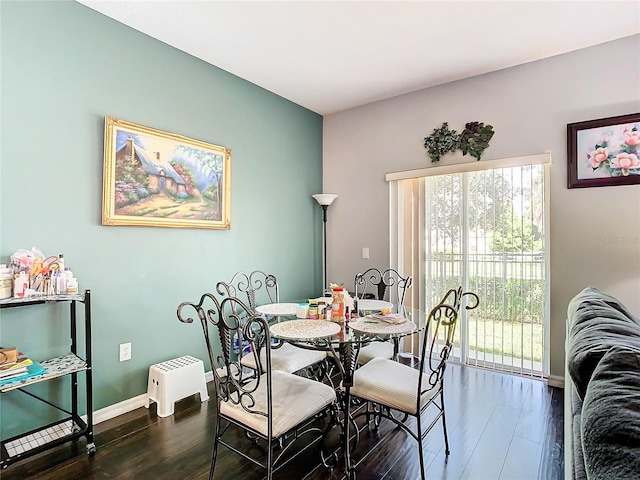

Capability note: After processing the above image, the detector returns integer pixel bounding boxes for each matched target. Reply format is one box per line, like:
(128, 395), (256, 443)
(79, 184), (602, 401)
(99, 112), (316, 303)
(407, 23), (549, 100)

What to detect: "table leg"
(337, 341), (359, 480)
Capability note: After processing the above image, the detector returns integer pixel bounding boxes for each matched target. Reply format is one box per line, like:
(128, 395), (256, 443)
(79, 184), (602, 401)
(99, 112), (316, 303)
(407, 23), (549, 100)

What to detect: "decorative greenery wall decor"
(423, 122), (459, 162)
(459, 122), (495, 160)
(424, 121), (495, 162)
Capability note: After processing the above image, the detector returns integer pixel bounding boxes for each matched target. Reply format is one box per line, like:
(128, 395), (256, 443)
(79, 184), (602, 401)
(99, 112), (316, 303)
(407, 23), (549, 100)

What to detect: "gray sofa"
(565, 286), (640, 480)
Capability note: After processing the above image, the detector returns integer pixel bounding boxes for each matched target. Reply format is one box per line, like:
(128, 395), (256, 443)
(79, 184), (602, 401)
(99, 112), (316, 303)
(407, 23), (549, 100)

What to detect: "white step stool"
(145, 355), (209, 417)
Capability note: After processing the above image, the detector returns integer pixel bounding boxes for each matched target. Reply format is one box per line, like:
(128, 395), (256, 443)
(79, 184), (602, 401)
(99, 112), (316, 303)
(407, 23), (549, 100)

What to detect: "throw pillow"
(581, 345), (640, 480)
(567, 288), (640, 398)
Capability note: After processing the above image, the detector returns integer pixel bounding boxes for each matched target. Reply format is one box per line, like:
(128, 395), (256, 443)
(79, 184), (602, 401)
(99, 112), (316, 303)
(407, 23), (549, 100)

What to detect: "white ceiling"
(77, 1), (640, 115)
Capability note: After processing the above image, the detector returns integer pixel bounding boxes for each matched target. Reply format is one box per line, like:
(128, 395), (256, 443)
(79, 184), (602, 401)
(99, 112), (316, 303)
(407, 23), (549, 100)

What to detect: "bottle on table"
(331, 286), (345, 323)
(308, 299), (319, 319)
(318, 300), (327, 319)
(352, 296), (359, 318)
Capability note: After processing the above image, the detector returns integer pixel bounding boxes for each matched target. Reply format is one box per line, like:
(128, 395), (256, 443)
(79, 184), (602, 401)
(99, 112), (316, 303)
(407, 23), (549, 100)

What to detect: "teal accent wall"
(0, 1), (323, 437)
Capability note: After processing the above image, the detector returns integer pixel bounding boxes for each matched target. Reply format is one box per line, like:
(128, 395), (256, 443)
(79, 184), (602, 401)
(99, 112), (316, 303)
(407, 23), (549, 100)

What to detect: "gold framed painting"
(102, 116), (231, 229)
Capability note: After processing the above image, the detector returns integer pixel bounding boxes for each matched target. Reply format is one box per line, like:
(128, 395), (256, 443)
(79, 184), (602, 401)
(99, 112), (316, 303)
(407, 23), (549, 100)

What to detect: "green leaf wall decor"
(424, 121), (495, 162)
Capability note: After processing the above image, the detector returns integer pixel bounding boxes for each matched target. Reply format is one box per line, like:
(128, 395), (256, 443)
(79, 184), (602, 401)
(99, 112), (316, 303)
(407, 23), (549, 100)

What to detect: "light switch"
(362, 247), (370, 259)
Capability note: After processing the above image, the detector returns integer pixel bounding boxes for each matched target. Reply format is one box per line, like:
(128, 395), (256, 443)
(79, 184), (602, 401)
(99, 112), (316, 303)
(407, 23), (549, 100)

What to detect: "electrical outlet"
(362, 247), (370, 259)
(119, 342), (132, 362)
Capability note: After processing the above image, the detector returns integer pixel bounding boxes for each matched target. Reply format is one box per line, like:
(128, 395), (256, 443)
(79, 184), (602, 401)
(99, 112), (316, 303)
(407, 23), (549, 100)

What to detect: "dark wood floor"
(2, 363), (563, 480)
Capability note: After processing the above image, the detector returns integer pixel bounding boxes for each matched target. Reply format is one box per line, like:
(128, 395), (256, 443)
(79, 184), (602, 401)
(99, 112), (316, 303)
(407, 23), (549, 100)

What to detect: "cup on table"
(296, 303), (309, 319)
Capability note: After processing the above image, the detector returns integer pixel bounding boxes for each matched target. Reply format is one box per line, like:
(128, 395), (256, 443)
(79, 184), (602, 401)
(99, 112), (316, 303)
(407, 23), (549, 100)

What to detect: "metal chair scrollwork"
(354, 268), (413, 364)
(215, 270), (279, 311)
(177, 294), (338, 480)
(216, 270), (328, 379)
(350, 287), (479, 480)
(354, 267), (412, 305)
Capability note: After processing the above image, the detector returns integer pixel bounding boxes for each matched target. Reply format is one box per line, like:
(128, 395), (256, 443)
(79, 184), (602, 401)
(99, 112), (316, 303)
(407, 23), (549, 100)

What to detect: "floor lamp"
(312, 194), (337, 295)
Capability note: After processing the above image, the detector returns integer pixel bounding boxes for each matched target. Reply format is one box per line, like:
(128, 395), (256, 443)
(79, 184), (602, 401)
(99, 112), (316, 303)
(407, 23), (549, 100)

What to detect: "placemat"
(255, 303), (298, 316)
(349, 318), (417, 335)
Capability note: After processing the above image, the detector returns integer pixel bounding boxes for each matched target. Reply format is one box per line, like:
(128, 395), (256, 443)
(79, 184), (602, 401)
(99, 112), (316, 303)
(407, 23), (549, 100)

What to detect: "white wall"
(323, 35), (640, 379)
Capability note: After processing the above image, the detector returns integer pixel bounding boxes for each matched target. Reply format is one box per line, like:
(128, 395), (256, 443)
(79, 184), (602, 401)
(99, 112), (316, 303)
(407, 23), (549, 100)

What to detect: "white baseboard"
(93, 393), (149, 425)
(547, 374), (564, 388)
(92, 370), (214, 425)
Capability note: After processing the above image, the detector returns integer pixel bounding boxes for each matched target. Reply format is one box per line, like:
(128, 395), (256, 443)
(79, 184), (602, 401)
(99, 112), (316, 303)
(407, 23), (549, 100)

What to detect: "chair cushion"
(240, 343), (326, 374)
(580, 345), (640, 480)
(351, 357), (439, 415)
(567, 286), (640, 399)
(358, 341), (394, 364)
(220, 370), (336, 438)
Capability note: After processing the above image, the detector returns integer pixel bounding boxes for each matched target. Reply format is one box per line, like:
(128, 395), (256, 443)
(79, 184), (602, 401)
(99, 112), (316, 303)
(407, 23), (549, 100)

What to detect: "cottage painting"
(102, 116), (231, 229)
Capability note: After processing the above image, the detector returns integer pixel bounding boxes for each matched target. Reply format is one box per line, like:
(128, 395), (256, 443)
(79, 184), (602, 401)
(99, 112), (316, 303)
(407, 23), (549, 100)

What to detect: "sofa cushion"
(567, 286), (640, 398)
(580, 345), (640, 480)
(569, 384), (583, 417)
(571, 414), (586, 480)
(568, 286), (639, 324)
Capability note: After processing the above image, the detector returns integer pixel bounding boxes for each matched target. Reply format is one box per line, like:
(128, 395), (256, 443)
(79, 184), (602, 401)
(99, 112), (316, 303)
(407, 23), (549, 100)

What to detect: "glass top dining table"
(265, 306), (426, 344)
(258, 304), (430, 479)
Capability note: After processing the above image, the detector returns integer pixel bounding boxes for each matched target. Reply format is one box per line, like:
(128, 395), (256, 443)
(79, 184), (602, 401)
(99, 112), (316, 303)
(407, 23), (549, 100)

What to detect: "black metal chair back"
(354, 268), (412, 305)
(417, 287), (479, 394)
(176, 292), (222, 383)
(176, 293), (263, 390)
(350, 286), (479, 480)
(216, 270), (279, 311)
(178, 293), (337, 480)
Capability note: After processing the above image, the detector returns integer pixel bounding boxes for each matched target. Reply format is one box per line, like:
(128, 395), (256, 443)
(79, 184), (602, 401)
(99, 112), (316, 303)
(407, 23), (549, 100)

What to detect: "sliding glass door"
(391, 159), (549, 378)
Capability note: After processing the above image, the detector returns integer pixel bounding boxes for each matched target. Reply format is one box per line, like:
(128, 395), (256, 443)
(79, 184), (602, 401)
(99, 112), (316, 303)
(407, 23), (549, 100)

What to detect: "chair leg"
(365, 401), (372, 428)
(267, 437), (273, 480)
(209, 418), (221, 480)
(440, 389), (450, 456)
(417, 414), (426, 480)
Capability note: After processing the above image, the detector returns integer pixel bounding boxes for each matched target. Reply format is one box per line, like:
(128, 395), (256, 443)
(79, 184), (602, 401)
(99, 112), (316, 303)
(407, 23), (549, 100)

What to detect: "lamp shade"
(312, 194), (338, 206)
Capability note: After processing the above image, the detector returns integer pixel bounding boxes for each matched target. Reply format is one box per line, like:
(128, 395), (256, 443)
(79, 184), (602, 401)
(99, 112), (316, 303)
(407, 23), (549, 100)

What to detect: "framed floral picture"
(567, 113), (640, 188)
(102, 116), (231, 229)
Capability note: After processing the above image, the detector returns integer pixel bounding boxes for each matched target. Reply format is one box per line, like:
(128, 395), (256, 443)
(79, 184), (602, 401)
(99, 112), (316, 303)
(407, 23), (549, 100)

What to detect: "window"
(388, 154), (550, 377)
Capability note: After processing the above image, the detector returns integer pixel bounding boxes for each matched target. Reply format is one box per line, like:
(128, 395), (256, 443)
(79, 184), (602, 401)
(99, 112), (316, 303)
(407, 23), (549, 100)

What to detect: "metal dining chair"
(349, 287), (479, 480)
(354, 268), (412, 364)
(177, 293), (338, 480)
(216, 270), (328, 378)
(216, 270), (279, 311)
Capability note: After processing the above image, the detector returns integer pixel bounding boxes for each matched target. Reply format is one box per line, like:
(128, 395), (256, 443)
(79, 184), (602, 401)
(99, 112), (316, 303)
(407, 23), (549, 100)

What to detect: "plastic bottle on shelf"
(66, 277), (78, 294)
(0, 265), (12, 300)
(14, 272), (29, 298)
(57, 272), (67, 295)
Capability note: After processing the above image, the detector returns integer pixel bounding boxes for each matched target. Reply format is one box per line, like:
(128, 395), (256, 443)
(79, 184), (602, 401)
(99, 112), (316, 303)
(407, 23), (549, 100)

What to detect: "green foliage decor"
(424, 121), (495, 162)
(459, 122), (495, 161)
(423, 122), (459, 162)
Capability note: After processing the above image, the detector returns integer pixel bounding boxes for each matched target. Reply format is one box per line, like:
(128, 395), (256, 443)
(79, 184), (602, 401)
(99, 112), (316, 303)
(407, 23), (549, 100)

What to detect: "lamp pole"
(312, 194), (337, 295)
(320, 204), (329, 293)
